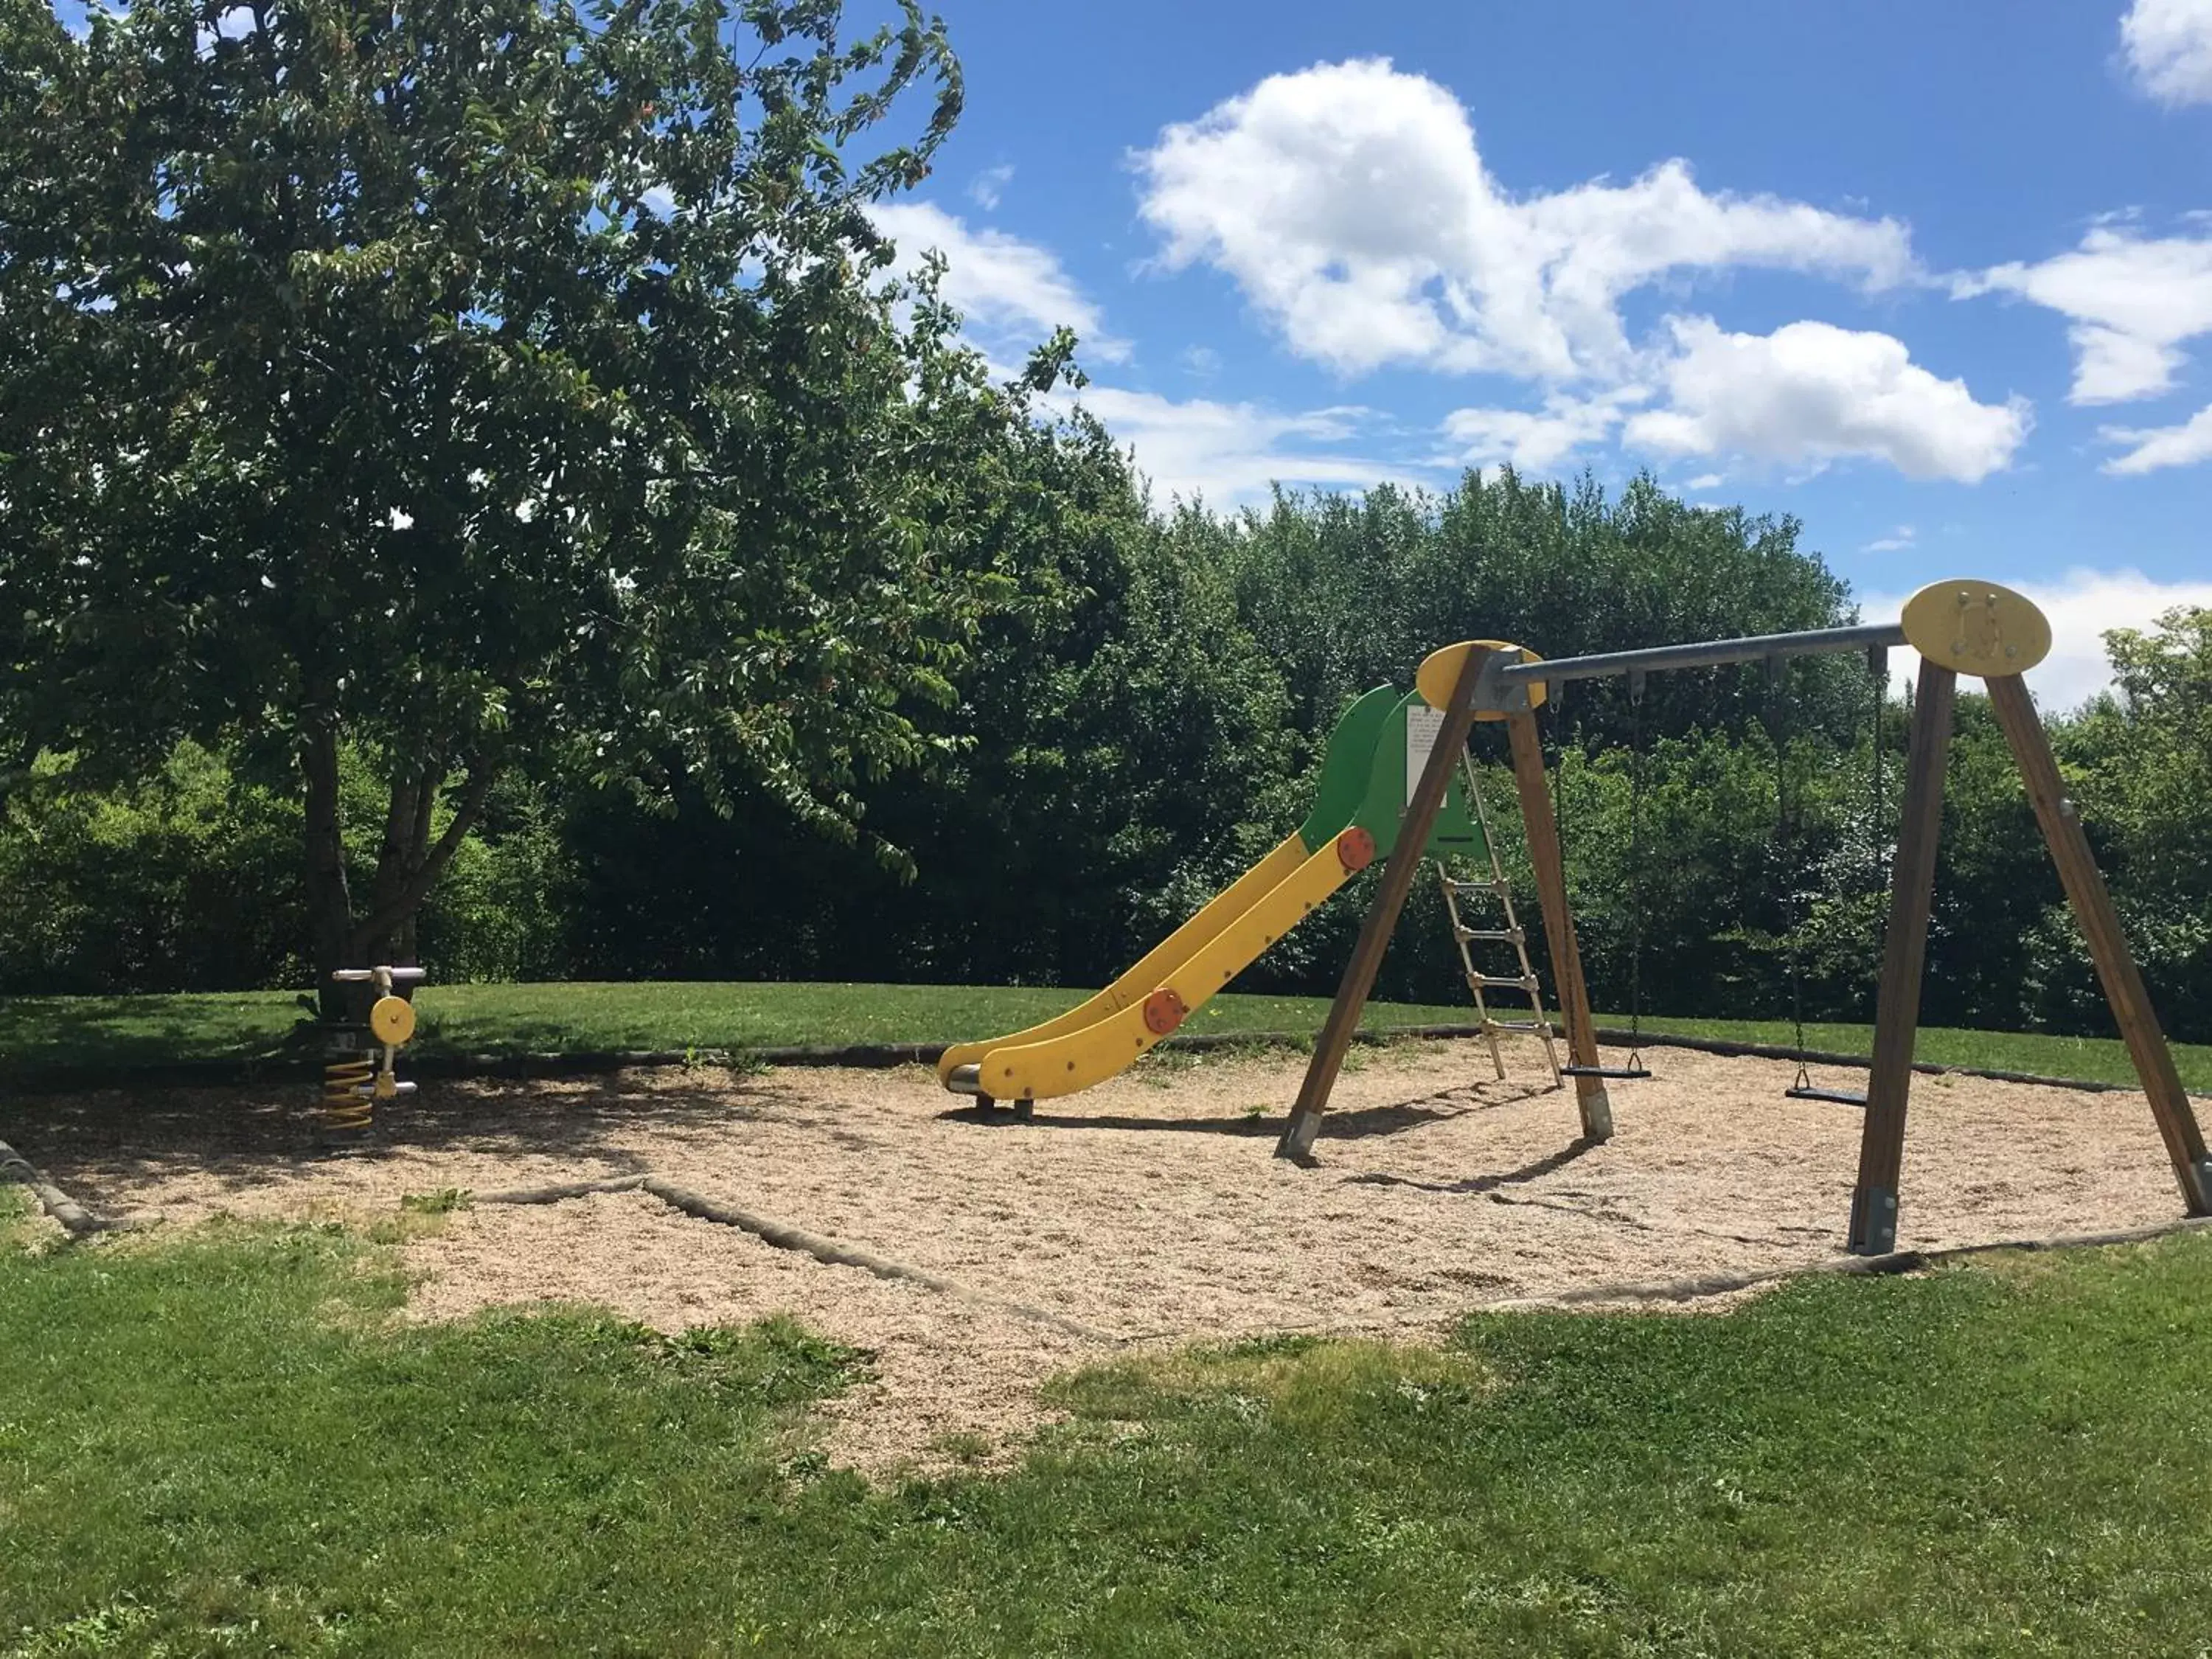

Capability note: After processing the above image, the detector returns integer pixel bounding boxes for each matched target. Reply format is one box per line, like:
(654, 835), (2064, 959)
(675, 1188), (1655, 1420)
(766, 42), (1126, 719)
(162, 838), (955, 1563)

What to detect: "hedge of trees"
(4, 464), (2208, 1043)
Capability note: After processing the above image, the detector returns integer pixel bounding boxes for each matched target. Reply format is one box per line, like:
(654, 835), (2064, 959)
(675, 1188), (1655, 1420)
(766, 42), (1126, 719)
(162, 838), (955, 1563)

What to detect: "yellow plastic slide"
(938, 682), (1429, 1107)
(939, 827), (1374, 1104)
(934, 830), (1308, 1093)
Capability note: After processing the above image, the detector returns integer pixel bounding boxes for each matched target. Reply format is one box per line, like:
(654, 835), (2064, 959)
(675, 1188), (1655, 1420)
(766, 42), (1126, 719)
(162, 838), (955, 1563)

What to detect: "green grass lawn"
(4, 1207), (2208, 1655)
(3, 979), (2208, 1091)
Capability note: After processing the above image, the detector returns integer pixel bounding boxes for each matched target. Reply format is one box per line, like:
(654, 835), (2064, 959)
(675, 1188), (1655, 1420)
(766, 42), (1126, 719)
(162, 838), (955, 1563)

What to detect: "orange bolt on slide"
(1335, 827), (1376, 872)
(1142, 987), (1189, 1036)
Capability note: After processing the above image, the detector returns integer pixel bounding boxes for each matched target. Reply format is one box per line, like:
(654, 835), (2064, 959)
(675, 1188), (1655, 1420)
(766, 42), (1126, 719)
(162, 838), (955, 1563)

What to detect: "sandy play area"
(6, 1037), (2191, 1471)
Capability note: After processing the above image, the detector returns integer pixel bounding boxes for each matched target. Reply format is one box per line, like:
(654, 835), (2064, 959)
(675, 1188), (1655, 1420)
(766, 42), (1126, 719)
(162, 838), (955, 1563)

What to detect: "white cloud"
(1860, 568), (2212, 709)
(1865, 525), (1916, 552)
(870, 201), (1130, 363)
(1684, 473), (1725, 490)
(1958, 224), (2212, 403)
(2121, 0), (2212, 103)
(1068, 388), (1417, 508)
(967, 164), (1015, 211)
(1621, 319), (2029, 482)
(1132, 58), (1917, 383)
(1129, 59), (2027, 487)
(2101, 401), (2212, 472)
(1437, 386), (1648, 473)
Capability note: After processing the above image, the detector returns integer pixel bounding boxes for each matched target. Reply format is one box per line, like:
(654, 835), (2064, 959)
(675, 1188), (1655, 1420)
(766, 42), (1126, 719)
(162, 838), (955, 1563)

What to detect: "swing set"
(1523, 639), (1886, 1100)
(1277, 578), (2212, 1256)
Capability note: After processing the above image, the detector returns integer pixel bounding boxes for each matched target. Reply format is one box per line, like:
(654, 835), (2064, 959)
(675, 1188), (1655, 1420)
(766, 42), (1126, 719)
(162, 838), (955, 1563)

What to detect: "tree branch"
(345, 759), (497, 957)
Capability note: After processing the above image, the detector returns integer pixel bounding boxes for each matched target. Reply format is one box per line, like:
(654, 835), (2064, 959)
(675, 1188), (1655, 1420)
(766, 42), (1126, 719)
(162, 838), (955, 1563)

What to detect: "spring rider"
(319, 964), (425, 1140)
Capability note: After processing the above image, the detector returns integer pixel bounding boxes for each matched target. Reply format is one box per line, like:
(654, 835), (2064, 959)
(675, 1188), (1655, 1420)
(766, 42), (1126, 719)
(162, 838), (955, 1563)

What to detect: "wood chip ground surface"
(7, 1038), (2186, 1472)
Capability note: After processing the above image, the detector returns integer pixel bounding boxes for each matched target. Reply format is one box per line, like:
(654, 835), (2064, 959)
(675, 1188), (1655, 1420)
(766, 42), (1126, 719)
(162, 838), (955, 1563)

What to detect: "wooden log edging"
(1474, 1213), (2212, 1312)
(1586, 1026), (2184, 1098)
(0, 1135), (110, 1235)
(2, 1020), (2187, 1101)
(469, 1171), (1124, 1346)
(472, 1175), (650, 1206)
(641, 1178), (1124, 1346)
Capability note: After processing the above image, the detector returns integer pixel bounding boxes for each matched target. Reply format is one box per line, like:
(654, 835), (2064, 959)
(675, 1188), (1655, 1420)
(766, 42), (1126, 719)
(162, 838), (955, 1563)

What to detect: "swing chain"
(1627, 668), (1645, 1042)
(1772, 658), (1806, 1056)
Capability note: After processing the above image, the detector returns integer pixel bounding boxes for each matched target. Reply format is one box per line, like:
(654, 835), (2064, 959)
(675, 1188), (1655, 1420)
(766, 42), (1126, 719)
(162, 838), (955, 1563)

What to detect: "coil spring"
(321, 1056), (375, 1133)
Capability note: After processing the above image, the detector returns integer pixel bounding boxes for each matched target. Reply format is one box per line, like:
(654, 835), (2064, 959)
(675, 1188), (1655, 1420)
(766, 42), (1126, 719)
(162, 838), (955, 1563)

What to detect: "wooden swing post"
(1274, 644), (1497, 1161)
(1985, 674), (2212, 1217)
(1505, 709), (1613, 1140)
(1846, 580), (2211, 1249)
(1848, 658), (1955, 1253)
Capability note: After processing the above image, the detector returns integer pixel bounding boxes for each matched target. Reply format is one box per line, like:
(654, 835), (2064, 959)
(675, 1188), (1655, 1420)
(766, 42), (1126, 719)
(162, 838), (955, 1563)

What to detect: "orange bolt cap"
(1142, 987), (1189, 1036)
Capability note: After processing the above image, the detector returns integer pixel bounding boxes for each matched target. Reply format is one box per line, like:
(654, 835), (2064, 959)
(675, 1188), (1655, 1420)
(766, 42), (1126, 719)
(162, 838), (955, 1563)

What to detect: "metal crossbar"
(1496, 621), (1907, 691)
(1436, 753), (1562, 1088)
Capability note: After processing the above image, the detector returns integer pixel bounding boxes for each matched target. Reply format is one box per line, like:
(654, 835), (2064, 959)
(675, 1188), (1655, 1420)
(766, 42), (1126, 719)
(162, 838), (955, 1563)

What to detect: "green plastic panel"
(1295, 685), (1402, 853)
(1352, 693), (1486, 859)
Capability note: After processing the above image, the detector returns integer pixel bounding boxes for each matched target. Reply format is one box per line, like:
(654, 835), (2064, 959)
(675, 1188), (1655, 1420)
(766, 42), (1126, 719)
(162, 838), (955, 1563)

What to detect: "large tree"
(0, 0), (1072, 1008)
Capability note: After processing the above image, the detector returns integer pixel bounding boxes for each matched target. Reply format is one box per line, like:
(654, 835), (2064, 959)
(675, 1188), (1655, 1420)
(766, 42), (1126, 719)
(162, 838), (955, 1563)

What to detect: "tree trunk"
(363, 766), (433, 974)
(302, 720), (357, 1023)
(397, 774), (434, 971)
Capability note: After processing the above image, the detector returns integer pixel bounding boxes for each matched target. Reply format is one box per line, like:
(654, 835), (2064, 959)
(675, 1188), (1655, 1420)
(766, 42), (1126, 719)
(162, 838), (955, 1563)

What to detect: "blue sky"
(872, 0), (2212, 704)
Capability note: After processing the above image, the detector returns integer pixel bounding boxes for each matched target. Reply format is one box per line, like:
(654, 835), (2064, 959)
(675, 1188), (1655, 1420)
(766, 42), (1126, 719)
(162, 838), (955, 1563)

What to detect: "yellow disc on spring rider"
(369, 995), (417, 1046)
(1899, 579), (2051, 678)
(1416, 639), (1546, 720)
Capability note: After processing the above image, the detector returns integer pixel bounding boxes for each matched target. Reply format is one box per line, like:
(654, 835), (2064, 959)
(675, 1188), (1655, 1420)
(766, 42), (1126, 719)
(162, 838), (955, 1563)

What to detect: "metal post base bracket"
(1848, 1186), (1899, 1256)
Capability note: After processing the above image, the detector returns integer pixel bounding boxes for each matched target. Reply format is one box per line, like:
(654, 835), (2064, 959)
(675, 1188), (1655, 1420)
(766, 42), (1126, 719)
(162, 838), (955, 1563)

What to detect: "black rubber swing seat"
(1561, 1050), (1652, 1080)
(1784, 1065), (1866, 1107)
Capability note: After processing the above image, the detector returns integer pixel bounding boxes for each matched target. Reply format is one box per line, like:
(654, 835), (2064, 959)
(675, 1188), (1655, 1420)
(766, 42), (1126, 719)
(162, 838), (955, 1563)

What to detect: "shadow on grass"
(0, 992), (302, 1072)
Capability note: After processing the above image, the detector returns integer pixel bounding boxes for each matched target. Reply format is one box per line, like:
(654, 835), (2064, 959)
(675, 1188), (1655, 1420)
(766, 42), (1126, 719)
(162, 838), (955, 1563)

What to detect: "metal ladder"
(1436, 752), (1564, 1087)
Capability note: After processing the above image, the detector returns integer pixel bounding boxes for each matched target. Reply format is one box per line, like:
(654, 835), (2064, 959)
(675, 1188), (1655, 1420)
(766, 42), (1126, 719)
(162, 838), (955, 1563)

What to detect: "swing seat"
(1784, 1065), (1865, 1107)
(1562, 1049), (1651, 1080)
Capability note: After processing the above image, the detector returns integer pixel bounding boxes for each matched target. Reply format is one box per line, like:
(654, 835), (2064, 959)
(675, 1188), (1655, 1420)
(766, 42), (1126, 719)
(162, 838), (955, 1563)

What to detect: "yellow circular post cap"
(1899, 580), (2051, 679)
(369, 995), (417, 1046)
(1416, 640), (1546, 720)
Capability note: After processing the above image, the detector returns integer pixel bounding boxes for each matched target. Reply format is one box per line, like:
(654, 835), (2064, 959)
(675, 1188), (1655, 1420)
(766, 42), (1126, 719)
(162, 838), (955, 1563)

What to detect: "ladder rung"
(1486, 1019), (1552, 1034)
(1455, 926), (1523, 943)
(1467, 973), (1537, 990)
(1443, 877), (1510, 895)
